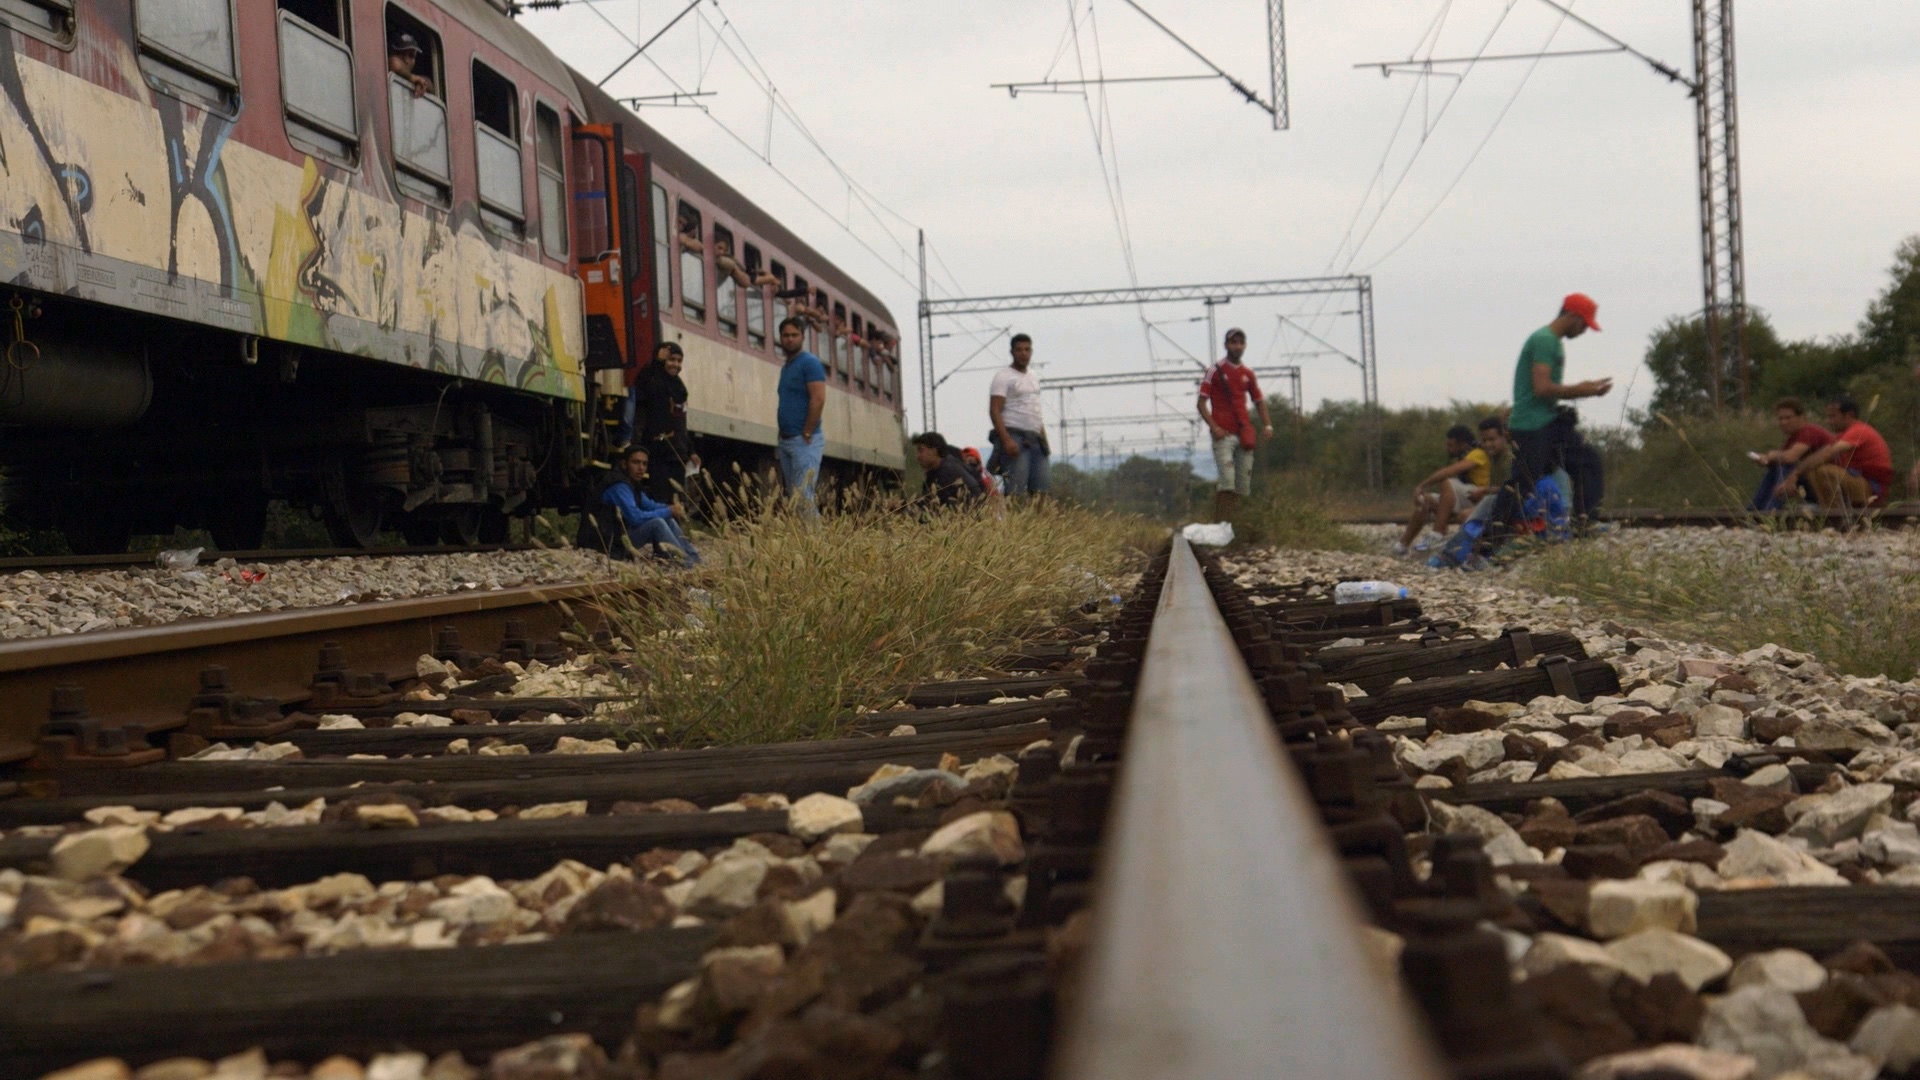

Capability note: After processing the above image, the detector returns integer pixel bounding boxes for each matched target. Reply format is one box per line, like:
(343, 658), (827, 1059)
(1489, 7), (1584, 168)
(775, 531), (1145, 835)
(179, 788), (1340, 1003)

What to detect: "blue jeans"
(1002, 429), (1050, 497)
(1750, 463), (1798, 511)
(778, 430), (825, 516)
(627, 517), (700, 564)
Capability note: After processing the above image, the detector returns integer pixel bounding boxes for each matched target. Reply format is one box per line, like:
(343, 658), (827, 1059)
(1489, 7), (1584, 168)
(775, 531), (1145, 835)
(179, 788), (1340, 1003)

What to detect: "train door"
(569, 123), (631, 457)
(618, 148), (658, 381)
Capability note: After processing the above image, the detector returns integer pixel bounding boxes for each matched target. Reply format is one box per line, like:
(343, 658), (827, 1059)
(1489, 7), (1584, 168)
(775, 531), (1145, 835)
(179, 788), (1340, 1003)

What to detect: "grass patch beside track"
(592, 503), (1156, 747)
(1526, 526), (1920, 679)
(1234, 477), (1370, 553)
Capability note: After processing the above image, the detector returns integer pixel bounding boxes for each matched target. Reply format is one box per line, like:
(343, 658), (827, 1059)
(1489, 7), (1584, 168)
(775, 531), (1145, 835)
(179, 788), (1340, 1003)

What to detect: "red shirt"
(1201, 361), (1264, 448)
(1783, 422), (1834, 456)
(1834, 421), (1895, 490)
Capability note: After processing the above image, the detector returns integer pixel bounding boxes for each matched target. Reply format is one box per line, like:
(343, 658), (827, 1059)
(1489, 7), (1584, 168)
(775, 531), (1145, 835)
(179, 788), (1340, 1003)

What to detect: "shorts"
(1213, 436), (1254, 495)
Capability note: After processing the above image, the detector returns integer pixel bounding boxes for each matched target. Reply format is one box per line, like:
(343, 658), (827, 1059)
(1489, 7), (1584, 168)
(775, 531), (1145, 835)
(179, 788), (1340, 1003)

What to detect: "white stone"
(427, 877), (518, 926)
(1694, 798), (1732, 832)
(1850, 1004), (1920, 1073)
(1588, 879), (1698, 939)
(685, 854), (771, 915)
(366, 1052), (429, 1080)
(1520, 933), (1626, 987)
(477, 743), (530, 757)
(920, 811), (1025, 865)
(817, 832), (877, 864)
(1634, 685), (1680, 710)
(1717, 830), (1848, 886)
(353, 804), (419, 829)
(887, 724), (918, 736)
(787, 793), (864, 841)
(552, 736), (621, 754)
(160, 806), (243, 827)
(1574, 1045), (1757, 1080)
(520, 801), (588, 820)
(81, 806), (160, 828)
(1787, 784), (1895, 846)
(1864, 821), (1920, 867)
(1603, 929), (1732, 990)
(1742, 764), (1796, 792)
(780, 889), (836, 947)
(1692, 703), (1750, 739)
(961, 754), (1018, 783)
(1728, 949), (1828, 994)
(910, 880), (944, 918)
(1428, 802), (1542, 866)
(1701, 986), (1877, 1080)
(317, 714), (365, 730)
(50, 826), (150, 881)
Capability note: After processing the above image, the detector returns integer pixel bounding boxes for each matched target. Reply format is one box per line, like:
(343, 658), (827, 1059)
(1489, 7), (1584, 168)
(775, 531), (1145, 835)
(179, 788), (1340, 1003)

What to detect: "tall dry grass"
(1527, 527), (1920, 679)
(584, 502), (1157, 747)
(1236, 474), (1369, 552)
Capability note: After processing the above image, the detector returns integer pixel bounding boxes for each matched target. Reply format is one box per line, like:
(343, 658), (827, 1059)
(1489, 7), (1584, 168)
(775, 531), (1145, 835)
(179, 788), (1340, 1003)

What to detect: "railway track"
(0, 545), (543, 576)
(1341, 505), (1920, 529)
(4, 540), (1918, 1078)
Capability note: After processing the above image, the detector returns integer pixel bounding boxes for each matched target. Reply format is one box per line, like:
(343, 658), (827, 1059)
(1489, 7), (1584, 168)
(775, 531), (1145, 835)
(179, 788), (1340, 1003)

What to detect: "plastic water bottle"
(1333, 580), (1409, 604)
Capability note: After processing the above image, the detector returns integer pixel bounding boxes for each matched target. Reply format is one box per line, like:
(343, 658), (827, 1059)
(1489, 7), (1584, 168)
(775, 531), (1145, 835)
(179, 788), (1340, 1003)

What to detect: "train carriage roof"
(569, 73), (897, 328)
(443, 0), (586, 112)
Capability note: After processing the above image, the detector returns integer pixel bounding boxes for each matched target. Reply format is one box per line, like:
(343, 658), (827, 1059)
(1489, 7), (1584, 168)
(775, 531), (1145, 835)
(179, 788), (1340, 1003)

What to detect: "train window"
(0, 0), (74, 42)
(534, 104), (567, 259)
(570, 136), (612, 260)
(385, 6), (448, 203)
(650, 183), (672, 321)
(831, 303), (849, 384)
(851, 314), (867, 391)
(134, 0), (238, 105)
(278, 1), (358, 161)
(712, 224), (739, 338)
(769, 261), (789, 337)
(471, 60), (524, 233)
(677, 201), (705, 322)
(742, 244), (767, 350)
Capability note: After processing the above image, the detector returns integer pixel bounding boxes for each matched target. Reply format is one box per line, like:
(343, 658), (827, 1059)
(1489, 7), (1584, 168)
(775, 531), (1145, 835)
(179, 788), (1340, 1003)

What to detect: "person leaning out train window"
(677, 207), (703, 255)
(807, 290), (829, 331)
(714, 236), (750, 289)
(389, 33), (431, 97)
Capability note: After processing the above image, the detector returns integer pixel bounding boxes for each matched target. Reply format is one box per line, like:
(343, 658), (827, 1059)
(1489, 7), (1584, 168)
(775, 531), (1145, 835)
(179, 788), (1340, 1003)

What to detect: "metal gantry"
(1694, 0), (1747, 410)
(917, 275), (1379, 485)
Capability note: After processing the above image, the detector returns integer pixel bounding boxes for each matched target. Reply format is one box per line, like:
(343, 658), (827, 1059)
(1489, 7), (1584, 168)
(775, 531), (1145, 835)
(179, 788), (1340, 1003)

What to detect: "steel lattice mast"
(1694, 0), (1746, 411)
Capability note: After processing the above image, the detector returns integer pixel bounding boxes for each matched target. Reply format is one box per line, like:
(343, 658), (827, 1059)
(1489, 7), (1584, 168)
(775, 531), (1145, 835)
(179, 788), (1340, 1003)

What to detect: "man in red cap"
(1492, 294), (1612, 535)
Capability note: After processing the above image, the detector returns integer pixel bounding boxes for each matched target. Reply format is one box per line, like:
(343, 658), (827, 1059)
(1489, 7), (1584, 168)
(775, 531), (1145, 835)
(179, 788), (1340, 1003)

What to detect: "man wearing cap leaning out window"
(1493, 293), (1613, 528)
(389, 32), (431, 97)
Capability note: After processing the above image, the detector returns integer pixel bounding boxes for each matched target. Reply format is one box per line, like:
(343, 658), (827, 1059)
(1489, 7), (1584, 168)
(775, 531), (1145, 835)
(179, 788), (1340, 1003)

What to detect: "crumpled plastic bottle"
(155, 547), (204, 571)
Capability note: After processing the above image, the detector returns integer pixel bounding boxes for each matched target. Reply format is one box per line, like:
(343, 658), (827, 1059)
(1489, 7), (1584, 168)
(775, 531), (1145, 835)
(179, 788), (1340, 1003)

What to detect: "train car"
(0, 0), (903, 553)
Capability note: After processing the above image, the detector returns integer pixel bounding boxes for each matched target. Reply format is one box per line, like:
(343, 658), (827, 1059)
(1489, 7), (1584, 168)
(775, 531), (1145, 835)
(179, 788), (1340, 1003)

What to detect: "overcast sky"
(521, 1), (1920, 468)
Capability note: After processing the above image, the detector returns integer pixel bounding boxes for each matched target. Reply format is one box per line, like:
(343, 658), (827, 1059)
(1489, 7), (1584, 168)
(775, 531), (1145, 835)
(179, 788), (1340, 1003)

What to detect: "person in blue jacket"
(604, 445), (701, 564)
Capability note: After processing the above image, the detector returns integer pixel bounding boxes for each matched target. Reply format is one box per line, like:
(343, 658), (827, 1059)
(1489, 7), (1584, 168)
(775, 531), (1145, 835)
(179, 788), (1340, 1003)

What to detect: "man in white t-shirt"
(988, 333), (1049, 497)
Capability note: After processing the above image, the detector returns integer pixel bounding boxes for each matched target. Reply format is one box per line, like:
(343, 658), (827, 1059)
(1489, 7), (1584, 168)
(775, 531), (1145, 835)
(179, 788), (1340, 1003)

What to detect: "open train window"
(1, 0), (74, 44)
(712, 224), (739, 338)
(677, 201), (705, 323)
(650, 183), (672, 321)
(851, 314), (867, 392)
(472, 60), (524, 235)
(534, 104), (567, 259)
(134, 0), (238, 110)
(831, 302), (849, 384)
(278, 0), (358, 162)
(769, 261), (789, 338)
(743, 244), (767, 350)
(385, 5), (449, 204)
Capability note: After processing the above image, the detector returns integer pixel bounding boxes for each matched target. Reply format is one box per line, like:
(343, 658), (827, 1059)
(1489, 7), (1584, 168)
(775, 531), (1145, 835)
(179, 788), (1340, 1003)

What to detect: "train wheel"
(325, 491), (386, 549)
(442, 508), (482, 547)
(209, 499), (268, 553)
(477, 508), (511, 544)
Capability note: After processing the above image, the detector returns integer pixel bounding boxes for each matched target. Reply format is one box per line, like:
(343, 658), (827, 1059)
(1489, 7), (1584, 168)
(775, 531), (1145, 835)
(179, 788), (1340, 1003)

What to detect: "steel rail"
(0, 582), (616, 763)
(1052, 537), (1446, 1079)
(0, 544), (539, 575)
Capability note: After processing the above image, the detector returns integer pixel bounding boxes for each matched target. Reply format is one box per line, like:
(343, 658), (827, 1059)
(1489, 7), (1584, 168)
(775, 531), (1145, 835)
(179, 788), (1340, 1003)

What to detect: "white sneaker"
(1411, 537), (1433, 554)
(1390, 541), (1410, 556)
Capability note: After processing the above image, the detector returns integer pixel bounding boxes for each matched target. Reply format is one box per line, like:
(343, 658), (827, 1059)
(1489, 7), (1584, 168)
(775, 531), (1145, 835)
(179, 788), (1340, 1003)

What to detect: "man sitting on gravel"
(1395, 424), (1491, 555)
(1774, 396), (1895, 509)
(602, 446), (701, 565)
(1748, 397), (1834, 511)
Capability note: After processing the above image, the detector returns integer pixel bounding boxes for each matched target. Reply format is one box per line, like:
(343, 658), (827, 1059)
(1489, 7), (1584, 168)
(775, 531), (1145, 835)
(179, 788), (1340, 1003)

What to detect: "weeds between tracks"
(590, 502), (1155, 748)
(1234, 476), (1369, 553)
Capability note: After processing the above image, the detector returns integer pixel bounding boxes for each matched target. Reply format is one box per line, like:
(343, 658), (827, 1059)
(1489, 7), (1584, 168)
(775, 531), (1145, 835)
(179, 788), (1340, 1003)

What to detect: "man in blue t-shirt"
(775, 316), (827, 515)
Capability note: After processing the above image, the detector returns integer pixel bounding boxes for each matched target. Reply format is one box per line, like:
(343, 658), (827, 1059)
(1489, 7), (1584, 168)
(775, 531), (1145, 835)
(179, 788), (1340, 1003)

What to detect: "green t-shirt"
(1509, 326), (1565, 432)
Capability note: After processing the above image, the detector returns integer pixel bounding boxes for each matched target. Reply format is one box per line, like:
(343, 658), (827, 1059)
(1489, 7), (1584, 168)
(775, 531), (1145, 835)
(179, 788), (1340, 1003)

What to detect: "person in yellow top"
(1395, 424), (1493, 555)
